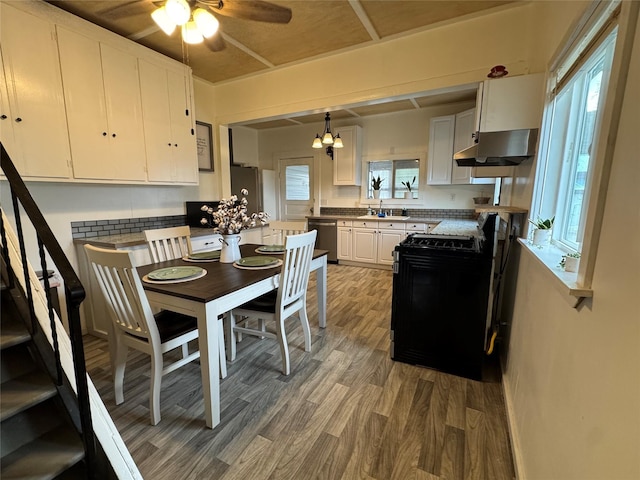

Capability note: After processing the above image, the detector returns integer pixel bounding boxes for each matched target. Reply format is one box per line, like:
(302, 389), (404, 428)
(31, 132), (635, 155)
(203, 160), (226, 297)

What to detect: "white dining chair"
(144, 225), (227, 379)
(84, 244), (201, 425)
(268, 220), (307, 245)
(144, 225), (192, 263)
(226, 230), (317, 375)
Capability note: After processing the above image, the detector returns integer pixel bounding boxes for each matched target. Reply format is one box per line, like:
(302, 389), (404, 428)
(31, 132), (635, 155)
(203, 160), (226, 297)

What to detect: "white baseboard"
(502, 374), (525, 480)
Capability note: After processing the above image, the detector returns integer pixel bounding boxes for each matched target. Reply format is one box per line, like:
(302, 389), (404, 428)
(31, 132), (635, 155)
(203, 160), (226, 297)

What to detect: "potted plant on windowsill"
(371, 175), (383, 199)
(529, 216), (554, 246)
(401, 176), (416, 199)
(559, 252), (581, 272)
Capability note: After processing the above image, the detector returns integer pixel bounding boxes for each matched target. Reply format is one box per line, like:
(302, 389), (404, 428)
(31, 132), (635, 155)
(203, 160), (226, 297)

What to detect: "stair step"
(0, 370), (57, 421)
(0, 315), (31, 350)
(0, 423), (85, 480)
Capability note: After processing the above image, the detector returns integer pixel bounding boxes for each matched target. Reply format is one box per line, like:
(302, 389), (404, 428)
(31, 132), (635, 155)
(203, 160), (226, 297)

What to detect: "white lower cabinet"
(239, 227), (264, 245)
(337, 220), (353, 261)
(349, 220), (406, 265)
(377, 229), (404, 265)
(352, 221), (378, 263)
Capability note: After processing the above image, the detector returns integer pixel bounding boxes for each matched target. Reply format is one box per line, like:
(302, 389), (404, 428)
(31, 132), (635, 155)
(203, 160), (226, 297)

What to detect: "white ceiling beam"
(222, 33), (275, 68)
(348, 0), (380, 41)
(127, 25), (160, 41)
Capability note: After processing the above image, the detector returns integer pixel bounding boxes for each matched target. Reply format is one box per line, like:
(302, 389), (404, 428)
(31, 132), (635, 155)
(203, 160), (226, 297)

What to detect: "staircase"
(1, 143), (139, 479)
(1, 284), (88, 478)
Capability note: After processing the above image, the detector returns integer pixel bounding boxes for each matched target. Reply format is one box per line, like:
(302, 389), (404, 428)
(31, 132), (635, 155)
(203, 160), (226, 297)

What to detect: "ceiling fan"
(99, 0), (292, 52)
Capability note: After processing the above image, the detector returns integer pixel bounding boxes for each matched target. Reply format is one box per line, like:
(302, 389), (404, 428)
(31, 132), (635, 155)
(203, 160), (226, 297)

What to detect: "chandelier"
(312, 113), (343, 160)
(152, 0), (219, 45)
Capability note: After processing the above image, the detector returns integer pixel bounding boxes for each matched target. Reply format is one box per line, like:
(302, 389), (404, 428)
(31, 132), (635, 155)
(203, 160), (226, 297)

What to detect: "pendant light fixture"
(152, 0), (220, 45)
(312, 113), (343, 160)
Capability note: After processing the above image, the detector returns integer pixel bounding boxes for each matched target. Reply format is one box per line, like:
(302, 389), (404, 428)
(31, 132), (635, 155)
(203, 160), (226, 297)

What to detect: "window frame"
(360, 152), (425, 205)
(527, 0), (637, 303)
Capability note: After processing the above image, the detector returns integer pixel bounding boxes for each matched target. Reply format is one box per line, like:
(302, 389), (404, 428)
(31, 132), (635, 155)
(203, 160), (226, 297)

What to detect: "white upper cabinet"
(427, 115), (455, 185)
(451, 108), (495, 185)
(57, 27), (147, 181)
(477, 73), (545, 132)
(140, 59), (197, 184)
(0, 4), (71, 179)
(451, 108), (476, 185)
(333, 125), (362, 186)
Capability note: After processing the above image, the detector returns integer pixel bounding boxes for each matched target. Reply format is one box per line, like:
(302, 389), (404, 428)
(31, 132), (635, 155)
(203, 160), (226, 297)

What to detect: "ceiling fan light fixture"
(193, 8), (219, 38)
(165, 0), (190, 26)
(182, 21), (204, 44)
(312, 134), (323, 149)
(151, 7), (176, 36)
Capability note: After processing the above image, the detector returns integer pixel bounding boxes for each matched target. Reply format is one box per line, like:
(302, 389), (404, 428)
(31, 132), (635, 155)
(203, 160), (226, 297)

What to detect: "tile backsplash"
(319, 207), (476, 219)
(71, 215), (186, 239)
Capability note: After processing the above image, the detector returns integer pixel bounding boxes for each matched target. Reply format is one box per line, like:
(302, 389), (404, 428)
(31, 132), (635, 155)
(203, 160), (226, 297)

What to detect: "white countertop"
(429, 219), (478, 237)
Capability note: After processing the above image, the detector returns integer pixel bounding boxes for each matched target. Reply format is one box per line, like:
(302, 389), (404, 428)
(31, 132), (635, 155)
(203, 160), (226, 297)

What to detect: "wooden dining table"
(136, 243), (328, 429)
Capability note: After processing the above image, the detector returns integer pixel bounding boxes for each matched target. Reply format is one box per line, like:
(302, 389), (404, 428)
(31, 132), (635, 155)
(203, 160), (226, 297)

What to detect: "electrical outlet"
(450, 193), (456, 201)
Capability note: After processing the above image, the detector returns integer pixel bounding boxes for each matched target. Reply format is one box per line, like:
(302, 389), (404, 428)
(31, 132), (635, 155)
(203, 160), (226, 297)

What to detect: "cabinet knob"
(174, 143), (178, 147)
(102, 132), (107, 136)
(15, 117), (22, 123)
(0, 115), (7, 120)
(112, 133), (116, 138)
(168, 143), (172, 146)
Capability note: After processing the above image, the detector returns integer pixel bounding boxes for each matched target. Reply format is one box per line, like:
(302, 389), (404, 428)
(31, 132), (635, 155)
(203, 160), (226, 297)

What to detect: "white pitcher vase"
(219, 234), (241, 263)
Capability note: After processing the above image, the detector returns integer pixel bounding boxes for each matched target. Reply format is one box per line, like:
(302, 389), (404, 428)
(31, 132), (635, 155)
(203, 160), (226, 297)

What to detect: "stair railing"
(1, 143), (97, 479)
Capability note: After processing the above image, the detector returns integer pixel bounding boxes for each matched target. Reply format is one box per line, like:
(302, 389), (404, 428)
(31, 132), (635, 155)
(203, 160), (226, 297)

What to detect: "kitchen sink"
(357, 215), (410, 220)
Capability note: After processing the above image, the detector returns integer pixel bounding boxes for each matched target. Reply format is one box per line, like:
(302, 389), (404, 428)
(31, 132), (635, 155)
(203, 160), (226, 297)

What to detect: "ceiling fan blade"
(203, 0), (292, 24)
(204, 33), (226, 52)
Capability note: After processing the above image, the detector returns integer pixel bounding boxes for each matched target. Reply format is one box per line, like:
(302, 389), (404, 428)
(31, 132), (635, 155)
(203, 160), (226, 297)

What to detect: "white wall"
(257, 104), (490, 210)
(209, 3), (537, 126)
(502, 5), (640, 480)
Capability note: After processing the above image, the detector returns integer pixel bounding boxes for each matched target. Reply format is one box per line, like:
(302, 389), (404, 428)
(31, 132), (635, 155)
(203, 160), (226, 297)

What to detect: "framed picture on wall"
(196, 121), (214, 171)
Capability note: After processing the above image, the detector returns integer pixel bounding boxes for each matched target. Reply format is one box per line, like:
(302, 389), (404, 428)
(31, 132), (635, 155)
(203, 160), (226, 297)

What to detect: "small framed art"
(196, 121), (214, 171)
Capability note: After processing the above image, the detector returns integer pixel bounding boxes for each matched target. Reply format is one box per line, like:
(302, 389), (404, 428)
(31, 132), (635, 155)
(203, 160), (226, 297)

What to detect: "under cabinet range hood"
(455, 129), (539, 167)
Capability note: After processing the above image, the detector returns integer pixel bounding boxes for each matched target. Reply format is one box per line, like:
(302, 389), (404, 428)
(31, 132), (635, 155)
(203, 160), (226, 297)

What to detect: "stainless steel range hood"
(455, 129), (538, 167)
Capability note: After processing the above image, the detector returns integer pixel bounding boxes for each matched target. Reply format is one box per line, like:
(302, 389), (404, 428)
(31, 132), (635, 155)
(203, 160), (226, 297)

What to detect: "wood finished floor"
(83, 264), (515, 480)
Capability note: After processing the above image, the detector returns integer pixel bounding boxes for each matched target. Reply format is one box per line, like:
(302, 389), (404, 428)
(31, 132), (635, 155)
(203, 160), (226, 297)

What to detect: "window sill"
(518, 238), (593, 308)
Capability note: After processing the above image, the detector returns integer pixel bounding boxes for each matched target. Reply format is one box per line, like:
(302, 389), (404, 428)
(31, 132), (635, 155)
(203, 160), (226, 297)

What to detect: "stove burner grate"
(401, 233), (478, 252)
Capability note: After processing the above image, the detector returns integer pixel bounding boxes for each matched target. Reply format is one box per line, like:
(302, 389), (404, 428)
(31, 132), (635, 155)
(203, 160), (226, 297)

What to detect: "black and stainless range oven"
(390, 214), (498, 380)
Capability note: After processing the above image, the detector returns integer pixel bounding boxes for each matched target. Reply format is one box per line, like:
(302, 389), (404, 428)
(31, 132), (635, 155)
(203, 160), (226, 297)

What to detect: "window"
(538, 30), (617, 252)
(285, 165), (310, 200)
(527, 0), (635, 298)
(367, 159), (420, 199)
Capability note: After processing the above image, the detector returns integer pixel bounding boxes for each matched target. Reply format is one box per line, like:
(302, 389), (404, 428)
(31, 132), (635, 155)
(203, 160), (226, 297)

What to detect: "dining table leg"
(315, 255), (327, 328)
(197, 301), (221, 429)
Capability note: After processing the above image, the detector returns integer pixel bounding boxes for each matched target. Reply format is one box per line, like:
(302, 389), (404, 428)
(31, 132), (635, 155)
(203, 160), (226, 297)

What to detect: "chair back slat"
(269, 220), (307, 245)
(279, 230), (317, 308)
(84, 245), (158, 342)
(144, 226), (192, 263)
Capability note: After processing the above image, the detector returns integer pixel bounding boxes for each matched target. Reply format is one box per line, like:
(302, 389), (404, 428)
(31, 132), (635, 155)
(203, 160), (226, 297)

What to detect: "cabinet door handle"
(15, 117), (22, 123)
(0, 115), (7, 120)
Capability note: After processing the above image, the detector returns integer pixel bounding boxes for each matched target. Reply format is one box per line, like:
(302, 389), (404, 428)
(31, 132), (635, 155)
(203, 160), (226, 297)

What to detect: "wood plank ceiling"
(45, 0), (518, 127)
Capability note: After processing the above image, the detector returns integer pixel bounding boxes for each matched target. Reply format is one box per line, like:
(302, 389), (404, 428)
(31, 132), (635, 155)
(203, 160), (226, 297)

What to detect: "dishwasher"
(308, 219), (338, 263)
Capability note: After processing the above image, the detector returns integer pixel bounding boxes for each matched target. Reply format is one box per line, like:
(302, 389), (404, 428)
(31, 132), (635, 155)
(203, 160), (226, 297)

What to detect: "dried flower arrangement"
(201, 188), (268, 234)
